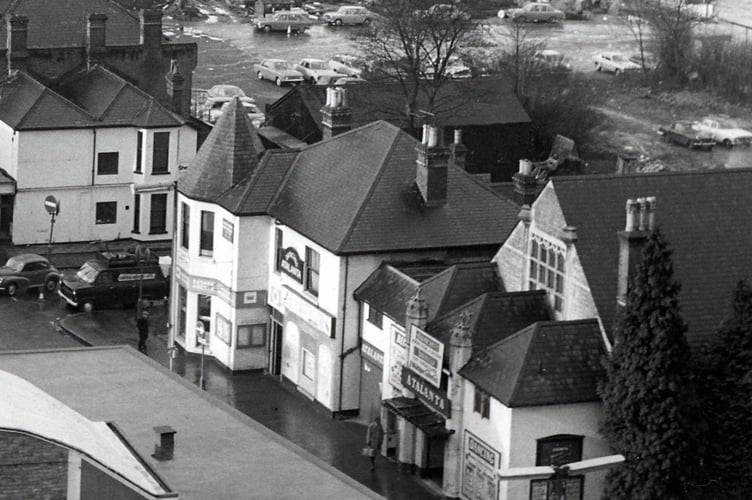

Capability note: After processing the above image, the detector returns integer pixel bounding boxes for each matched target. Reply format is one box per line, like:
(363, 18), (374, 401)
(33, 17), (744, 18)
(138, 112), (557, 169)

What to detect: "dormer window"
(529, 233), (565, 312)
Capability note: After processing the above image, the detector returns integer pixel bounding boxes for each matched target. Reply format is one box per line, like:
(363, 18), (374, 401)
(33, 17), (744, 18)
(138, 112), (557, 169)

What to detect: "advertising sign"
(215, 312), (232, 346)
(462, 431), (500, 500)
(401, 367), (451, 418)
(407, 325), (445, 388)
(389, 325), (407, 391)
(279, 247), (304, 283)
(222, 218), (234, 242)
(361, 340), (384, 367)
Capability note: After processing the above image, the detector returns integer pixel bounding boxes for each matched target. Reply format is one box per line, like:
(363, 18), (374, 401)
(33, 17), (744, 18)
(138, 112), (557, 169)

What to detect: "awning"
(383, 397), (451, 438)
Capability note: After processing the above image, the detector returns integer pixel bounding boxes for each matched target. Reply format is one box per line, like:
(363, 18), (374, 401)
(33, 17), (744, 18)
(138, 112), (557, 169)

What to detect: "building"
(171, 90), (522, 415)
(0, 346), (381, 500)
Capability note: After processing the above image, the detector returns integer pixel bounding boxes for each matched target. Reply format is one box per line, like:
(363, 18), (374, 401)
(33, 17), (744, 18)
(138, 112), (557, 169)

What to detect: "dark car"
(59, 250), (167, 312)
(0, 253), (60, 296)
(658, 120), (715, 150)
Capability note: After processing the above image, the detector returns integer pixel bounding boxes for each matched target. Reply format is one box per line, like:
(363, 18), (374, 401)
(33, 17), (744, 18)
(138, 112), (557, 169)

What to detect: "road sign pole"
(200, 344), (205, 389)
(44, 195), (59, 262)
(46, 213), (56, 262)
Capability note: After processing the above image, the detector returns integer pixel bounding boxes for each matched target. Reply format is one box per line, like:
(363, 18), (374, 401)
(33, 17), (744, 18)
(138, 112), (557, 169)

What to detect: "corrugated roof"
(549, 169), (752, 344)
(460, 319), (605, 407)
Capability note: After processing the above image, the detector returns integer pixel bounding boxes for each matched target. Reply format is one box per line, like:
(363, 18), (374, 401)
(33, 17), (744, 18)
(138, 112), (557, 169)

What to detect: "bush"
(692, 39), (752, 103)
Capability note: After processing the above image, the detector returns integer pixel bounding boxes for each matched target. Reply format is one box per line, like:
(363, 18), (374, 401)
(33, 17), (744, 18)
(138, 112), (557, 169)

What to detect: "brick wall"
(0, 432), (68, 500)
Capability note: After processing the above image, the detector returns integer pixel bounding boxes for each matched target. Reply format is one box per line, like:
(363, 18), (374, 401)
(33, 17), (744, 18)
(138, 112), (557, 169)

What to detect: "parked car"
(425, 56), (473, 79)
(199, 85), (258, 123)
(592, 52), (641, 74)
(534, 49), (572, 73)
(302, 2), (324, 16)
(328, 54), (367, 77)
(417, 3), (471, 21)
(628, 53), (656, 71)
(253, 11), (314, 33)
(0, 254), (60, 296)
(323, 5), (373, 25)
(333, 76), (365, 85)
(255, 59), (305, 85)
(294, 58), (342, 84)
(218, 100), (265, 127)
(658, 121), (715, 150)
(505, 3), (565, 23)
(59, 250), (168, 313)
(696, 118), (752, 148)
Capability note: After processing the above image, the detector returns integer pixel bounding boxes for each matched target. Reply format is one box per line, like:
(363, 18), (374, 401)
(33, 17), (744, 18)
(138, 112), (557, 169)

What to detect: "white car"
(592, 52), (641, 74)
(696, 118), (752, 147)
(424, 56), (472, 79)
(294, 58), (342, 85)
(328, 54), (366, 77)
(254, 59), (304, 86)
(322, 6), (373, 26)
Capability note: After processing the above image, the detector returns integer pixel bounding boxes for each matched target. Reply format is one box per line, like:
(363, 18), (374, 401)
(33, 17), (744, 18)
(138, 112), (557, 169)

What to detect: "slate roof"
(549, 169), (752, 344)
(0, 0), (142, 49)
(180, 98), (269, 208)
(460, 319), (605, 407)
(276, 77), (530, 131)
(427, 290), (551, 354)
(269, 120), (521, 254)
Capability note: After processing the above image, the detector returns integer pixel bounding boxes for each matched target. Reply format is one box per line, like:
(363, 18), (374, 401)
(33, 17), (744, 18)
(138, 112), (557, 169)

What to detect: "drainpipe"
(338, 255), (349, 413)
(91, 128), (97, 185)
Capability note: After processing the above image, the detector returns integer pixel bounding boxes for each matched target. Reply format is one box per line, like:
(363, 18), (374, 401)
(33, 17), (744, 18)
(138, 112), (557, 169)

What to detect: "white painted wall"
(0, 122), (17, 179)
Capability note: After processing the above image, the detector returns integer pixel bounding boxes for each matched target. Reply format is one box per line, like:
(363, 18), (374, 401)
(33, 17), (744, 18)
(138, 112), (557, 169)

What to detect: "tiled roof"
(280, 77), (530, 130)
(549, 169), (752, 344)
(0, 0), (142, 49)
(427, 290), (551, 354)
(354, 263), (421, 323)
(180, 98), (268, 205)
(269, 121), (521, 254)
(221, 150), (297, 216)
(460, 319), (605, 407)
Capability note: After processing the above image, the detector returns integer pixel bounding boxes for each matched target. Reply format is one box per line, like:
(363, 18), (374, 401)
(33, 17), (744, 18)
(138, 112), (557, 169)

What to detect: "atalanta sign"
(280, 247), (304, 283)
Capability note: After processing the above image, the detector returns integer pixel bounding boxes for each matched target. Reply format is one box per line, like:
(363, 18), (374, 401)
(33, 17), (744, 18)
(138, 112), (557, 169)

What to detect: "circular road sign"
(44, 195), (60, 215)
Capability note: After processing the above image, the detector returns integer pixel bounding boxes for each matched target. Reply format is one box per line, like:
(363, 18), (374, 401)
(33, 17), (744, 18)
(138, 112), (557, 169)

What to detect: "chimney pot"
(427, 126), (439, 148)
(453, 129), (462, 145)
(152, 425), (176, 461)
(636, 197), (647, 231)
(421, 124), (429, 145)
(320, 87), (351, 139)
(625, 199), (637, 231)
(646, 196), (656, 231)
(519, 159), (532, 176)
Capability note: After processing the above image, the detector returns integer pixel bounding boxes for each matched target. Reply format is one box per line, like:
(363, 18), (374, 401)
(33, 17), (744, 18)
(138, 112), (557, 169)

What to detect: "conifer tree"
(599, 229), (697, 499)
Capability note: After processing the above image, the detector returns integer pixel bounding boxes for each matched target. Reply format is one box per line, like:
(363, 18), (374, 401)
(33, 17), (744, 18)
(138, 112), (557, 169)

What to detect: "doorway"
(268, 308), (284, 376)
(0, 194), (12, 238)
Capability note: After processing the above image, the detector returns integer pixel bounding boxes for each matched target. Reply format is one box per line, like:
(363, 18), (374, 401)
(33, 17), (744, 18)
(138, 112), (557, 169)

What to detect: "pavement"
(58, 306), (441, 500)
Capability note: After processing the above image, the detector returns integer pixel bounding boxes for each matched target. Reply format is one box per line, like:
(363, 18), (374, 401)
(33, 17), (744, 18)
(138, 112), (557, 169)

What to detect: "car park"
(592, 52), (641, 74)
(328, 54), (367, 77)
(505, 3), (565, 23)
(59, 250), (168, 313)
(294, 58), (342, 84)
(658, 120), (715, 150)
(255, 59), (305, 85)
(323, 6), (373, 25)
(253, 11), (315, 33)
(696, 118), (752, 147)
(0, 254), (60, 296)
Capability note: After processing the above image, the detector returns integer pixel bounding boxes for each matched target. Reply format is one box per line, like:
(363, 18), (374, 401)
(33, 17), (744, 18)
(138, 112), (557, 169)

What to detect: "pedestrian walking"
(137, 310), (149, 354)
(364, 416), (384, 471)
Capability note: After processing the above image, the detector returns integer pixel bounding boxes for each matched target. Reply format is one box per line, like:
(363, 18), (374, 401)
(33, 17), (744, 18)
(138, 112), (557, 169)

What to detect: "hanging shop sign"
(268, 284), (335, 338)
(407, 325), (445, 388)
(389, 325), (408, 391)
(361, 340), (384, 367)
(401, 367), (451, 419)
(462, 430), (500, 500)
(279, 247), (304, 283)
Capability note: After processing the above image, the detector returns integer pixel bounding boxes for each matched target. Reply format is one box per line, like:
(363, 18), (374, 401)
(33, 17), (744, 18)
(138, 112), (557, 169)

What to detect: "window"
(95, 202), (117, 224)
(529, 234), (565, 312)
(135, 131), (144, 173)
(305, 246), (319, 296)
(181, 203), (190, 249)
(200, 211), (214, 257)
(531, 435), (584, 500)
(132, 194), (140, 233)
(152, 132), (170, 174)
(302, 348), (315, 379)
(367, 304), (383, 329)
(97, 152), (119, 175)
(149, 193), (167, 234)
(237, 324), (266, 348)
(178, 286), (187, 339)
(473, 386), (490, 419)
(274, 228), (283, 272)
(197, 294), (211, 334)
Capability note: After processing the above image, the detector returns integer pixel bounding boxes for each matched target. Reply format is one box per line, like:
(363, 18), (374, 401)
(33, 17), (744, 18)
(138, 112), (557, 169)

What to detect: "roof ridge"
(506, 323), (538, 406)
(383, 263), (422, 287)
(429, 291), (486, 326)
(551, 167), (752, 184)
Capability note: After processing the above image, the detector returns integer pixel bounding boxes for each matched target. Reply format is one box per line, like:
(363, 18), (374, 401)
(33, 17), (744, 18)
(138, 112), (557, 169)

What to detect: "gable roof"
(269, 120), (521, 254)
(460, 319), (605, 407)
(0, 0), (142, 49)
(274, 77), (530, 131)
(548, 169), (752, 344)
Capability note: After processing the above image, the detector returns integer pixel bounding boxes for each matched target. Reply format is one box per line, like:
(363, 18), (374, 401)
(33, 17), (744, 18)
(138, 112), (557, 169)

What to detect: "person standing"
(365, 416), (384, 471)
(137, 310), (149, 354)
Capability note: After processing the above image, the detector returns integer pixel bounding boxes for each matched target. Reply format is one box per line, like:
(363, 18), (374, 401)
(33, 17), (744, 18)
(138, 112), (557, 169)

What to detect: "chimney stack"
(513, 159), (537, 206)
(616, 197), (656, 310)
(448, 128), (467, 172)
(6, 15), (29, 73)
(166, 59), (187, 117)
(140, 9), (163, 55)
(416, 125), (449, 207)
(321, 87), (352, 140)
(152, 425), (176, 461)
(86, 13), (108, 69)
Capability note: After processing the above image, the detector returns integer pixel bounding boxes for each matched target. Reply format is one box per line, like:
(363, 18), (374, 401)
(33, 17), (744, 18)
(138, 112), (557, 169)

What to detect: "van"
(59, 250), (168, 312)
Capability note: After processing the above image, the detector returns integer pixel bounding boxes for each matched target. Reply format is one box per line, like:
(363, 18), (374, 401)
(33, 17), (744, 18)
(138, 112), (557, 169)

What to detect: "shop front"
(359, 340), (384, 423)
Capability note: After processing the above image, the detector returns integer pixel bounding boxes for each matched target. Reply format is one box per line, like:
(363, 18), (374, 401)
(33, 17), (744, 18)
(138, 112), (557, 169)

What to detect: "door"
(0, 195), (12, 237)
(268, 309), (284, 376)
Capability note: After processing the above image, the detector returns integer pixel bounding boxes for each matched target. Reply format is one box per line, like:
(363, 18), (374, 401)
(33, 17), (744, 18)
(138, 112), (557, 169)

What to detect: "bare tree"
(494, 22), (546, 98)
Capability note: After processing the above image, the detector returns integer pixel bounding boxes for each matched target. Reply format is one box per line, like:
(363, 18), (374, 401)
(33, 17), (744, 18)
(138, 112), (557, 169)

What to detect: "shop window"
(473, 386), (490, 419)
(305, 246), (319, 296)
(97, 152), (119, 175)
(178, 286), (187, 339)
(95, 202), (116, 224)
(181, 203), (190, 249)
(197, 294), (211, 337)
(302, 348), (315, 380)
(529, 233), (565, 312)
(237, 324), (266, 348)
(152, 132), (170, 174)
(530, 435), (584, 500)
(150, 193), (167, 234)
(367, 304), (383, 329)
(200, 211), (214, 257)
(132, 194), (140, 233)
(135, 131), (144, 173)
(274, 228), (283, 272)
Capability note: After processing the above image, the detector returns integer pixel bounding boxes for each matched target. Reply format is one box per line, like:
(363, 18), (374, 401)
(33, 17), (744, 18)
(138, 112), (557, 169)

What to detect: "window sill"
(96, 221), (116, 225)
(149, 230), (168, 235)
(97, 172), (118, 176)
(133, 171), (143, 175)
(151, 171), (171, 176)
(132, 230), (141, 234)
(237, 344), (266, 349)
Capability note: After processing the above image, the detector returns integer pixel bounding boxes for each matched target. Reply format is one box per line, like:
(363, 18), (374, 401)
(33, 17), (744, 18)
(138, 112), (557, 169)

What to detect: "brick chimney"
(448, 129), (467, 171)
(140, 8), (163, 55)
(321, 87), (351, 140)
(616, 196), (656, 310)
(165, 59), (187, 117)
(513, 159), (537, 206)
(6, 15), (29, 73)
(416, 124), (449, 207)
(152, 425), (176, 461)
(86, 13), (108, 69)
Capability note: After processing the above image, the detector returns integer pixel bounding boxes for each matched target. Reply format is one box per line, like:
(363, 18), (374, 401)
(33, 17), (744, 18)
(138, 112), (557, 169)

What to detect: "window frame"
(237, 323), (267, 348)
(149, 193), (168, 234)
(132, 193), (140, 234)
(152, 131), (170, 174)
(97, 152), (119, 175)
(135, 130), (144, 173)
(181, 203), (190, 249)
(304, 246), (320, 297)
(199, 211), (214, 257)
(528, 232), (566, 313)
(366, 304), (383, 329)
(274, 228), (283, 272)
(95, 201), (117, 225)
(473, 386), (490, 419)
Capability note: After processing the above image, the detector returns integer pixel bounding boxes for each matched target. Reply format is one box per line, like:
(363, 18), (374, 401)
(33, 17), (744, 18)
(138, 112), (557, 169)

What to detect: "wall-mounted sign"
(389, 325), (407, 391)
(407, 325), (445, 388)
(463, 430), (500, 500)
(215, 312), (232, 346)
(361, 340), (384, 367)
(279, 247), (304, 283)
(401, 367), (451, 419)
(222, 218), (234, 242)
(268, 284), (335, 337)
